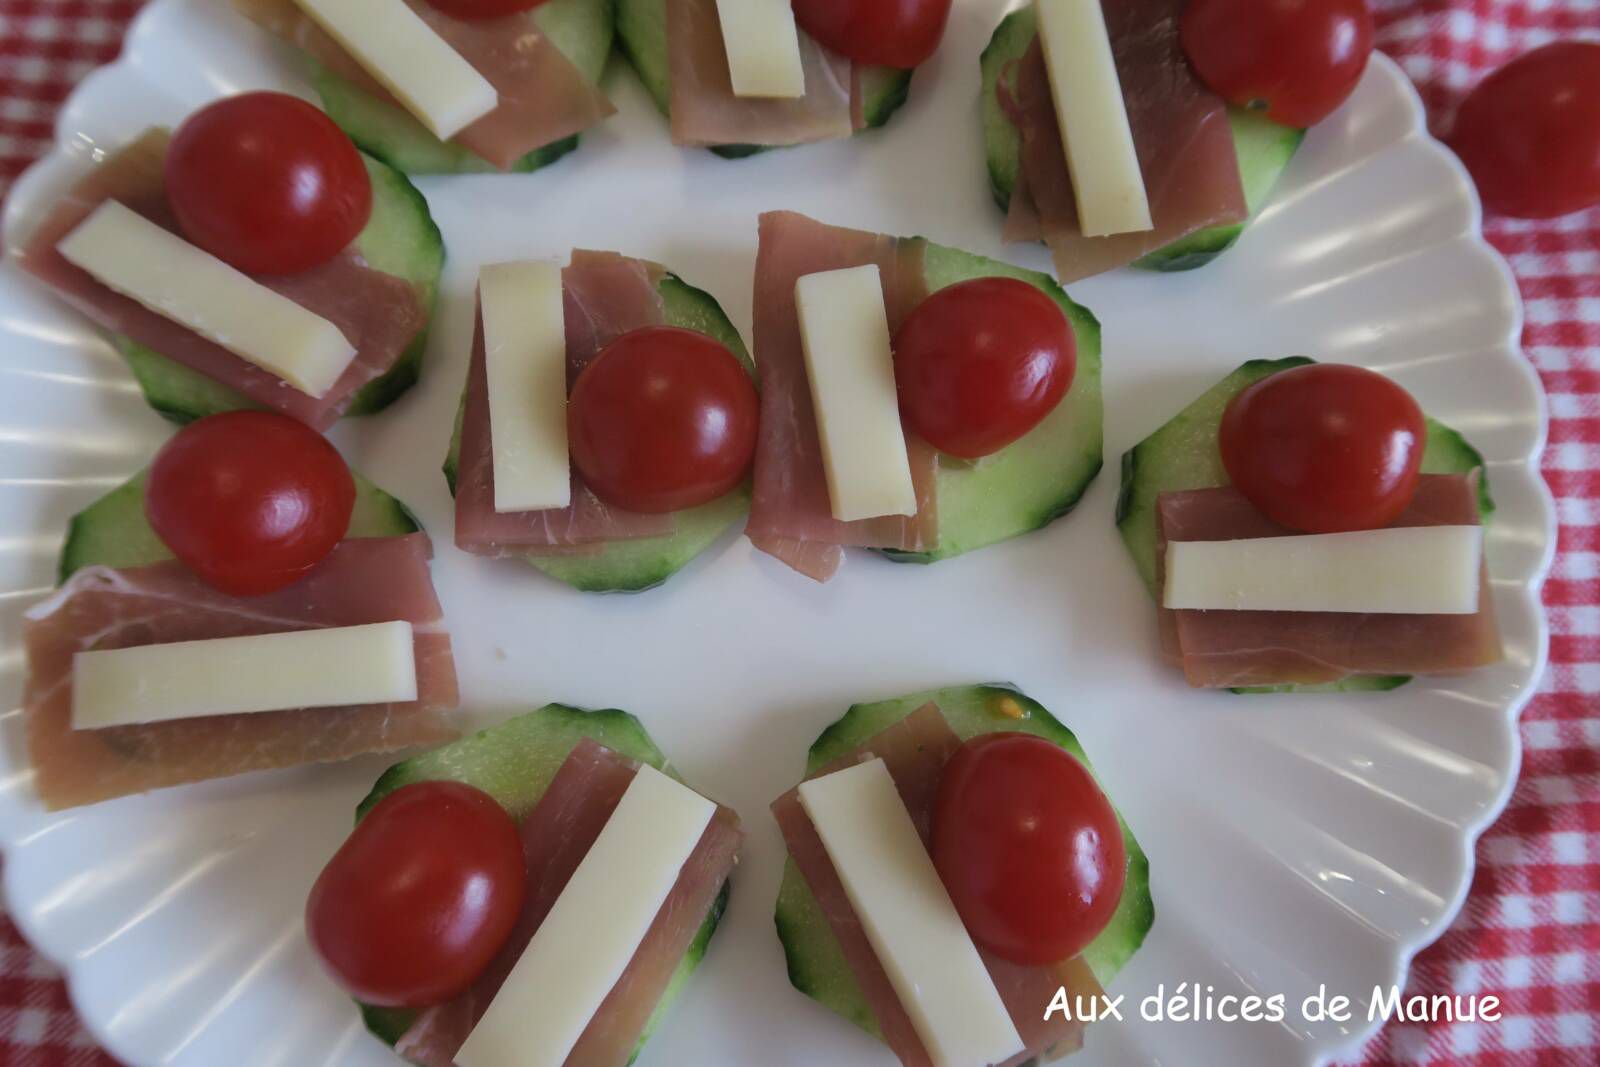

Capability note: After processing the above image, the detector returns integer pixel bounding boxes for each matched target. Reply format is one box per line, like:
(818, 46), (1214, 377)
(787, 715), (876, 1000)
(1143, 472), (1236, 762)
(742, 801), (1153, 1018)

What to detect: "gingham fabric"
(0, 1), (1594, 1064)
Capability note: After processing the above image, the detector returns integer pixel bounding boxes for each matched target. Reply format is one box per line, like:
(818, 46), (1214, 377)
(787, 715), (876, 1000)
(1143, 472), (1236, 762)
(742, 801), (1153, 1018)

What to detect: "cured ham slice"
(15, 129), (427, 432)
(454, 251), (675, 557)
(397, 739), (742, 1067)
(235, 0), (615, 170)
(746, 212), (940, 581)
(772, 703), (1089, 1066)
(1003, 0), (1248, 282)
(22, 534), (459, 810)
(665, 0), (857, 148)
(1156, 474), (1503, 688)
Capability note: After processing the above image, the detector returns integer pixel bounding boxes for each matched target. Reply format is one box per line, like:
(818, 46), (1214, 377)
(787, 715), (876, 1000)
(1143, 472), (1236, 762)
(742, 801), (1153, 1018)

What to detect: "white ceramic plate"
(0, 1), (1556, 1064)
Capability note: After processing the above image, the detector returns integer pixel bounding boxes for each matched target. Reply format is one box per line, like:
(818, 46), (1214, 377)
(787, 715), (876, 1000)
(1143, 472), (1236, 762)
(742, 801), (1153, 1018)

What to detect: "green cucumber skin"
(1115, 357), (1495, 695)
(878, 239), (1103, 564)
(980, 8), (1305, 272)
(113, 154), (444, 424)
(615, 0), (912, 158)
(57, 469), (420, 582)
(442, 272), (753, 594)
(775, 685), (1154, 1041)
(311, 0), (613, 175)
(353, 704), (730, 1061)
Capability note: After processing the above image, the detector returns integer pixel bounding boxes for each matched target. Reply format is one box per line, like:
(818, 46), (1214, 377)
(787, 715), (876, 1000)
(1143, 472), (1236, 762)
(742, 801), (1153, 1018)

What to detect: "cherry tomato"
(932, 734), (1126, 966)
(165, 92), (371, 276)
(791, 0), (953, 70)
(145, 411), (355, 596)
(427, 0), (547, 19)
(893, 277), (1075, 459)
(1219, 364), (1426, 534)
(568, 326), (759, 514)
(307, 782), (526, 1008)
(1181, 0), (1373, 128)
(1451, 42), (1600, 220)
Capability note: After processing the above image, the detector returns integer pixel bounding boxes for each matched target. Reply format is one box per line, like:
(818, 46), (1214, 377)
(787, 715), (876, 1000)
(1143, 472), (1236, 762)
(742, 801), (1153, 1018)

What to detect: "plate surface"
(0, 2), (1556, 1065)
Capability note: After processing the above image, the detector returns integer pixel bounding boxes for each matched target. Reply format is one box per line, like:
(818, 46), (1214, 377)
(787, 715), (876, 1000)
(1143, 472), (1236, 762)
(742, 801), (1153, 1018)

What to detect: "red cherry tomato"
(1451, 42), (1600, 220)
(145, 411), (355, 596)
(893, 277), (1076, 459)
(1181, 0), (1373, 128)
(426, 0), (547, 18)
(165, 92), (371, 276)
(791, 0), (953, 69)
(932, 733), (1126, 966)
(306, 782), (526, 1008)
(568, 326), (759, 514)
(1219, 364), (1426, 534)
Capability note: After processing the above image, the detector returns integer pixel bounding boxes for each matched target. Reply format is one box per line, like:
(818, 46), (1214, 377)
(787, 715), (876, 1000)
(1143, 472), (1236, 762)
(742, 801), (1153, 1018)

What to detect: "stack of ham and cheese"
(665, 0), (861, 148)
(1156, 473), (1503, 688)
(746, 211), (941, 581)
(1002, 0), (1249, 281)
(23, 533), (459, 809)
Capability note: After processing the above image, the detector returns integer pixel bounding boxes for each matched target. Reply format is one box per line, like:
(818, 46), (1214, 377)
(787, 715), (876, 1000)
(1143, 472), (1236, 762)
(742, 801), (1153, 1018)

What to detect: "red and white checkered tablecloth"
(0, 0), (1594, 1064)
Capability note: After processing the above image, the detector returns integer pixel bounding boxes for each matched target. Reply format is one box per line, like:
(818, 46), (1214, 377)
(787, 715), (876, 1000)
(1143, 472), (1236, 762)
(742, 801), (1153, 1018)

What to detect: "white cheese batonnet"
(797, 759), (1025, 1067)
(794, 265), (919, 523)
(290, 0), (497, 140)
(455, 764), (716, 1067)
(479, 261), (571, 513)
(1163, 524), (1485, 614)
(71, 621), (417, 730)
(715, 0), (807, 98)
(56, 201), (358, 398)
(1035, 0), (1153, 237)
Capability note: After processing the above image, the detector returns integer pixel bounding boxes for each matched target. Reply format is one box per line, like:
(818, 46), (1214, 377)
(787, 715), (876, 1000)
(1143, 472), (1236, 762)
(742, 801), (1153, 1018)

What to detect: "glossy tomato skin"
(145, 411), (356, 596)
(1451, 42), (1600, 220)
(791, 0), (953, 69)
(427, 0), (547, 18)
(1219, 364), (1426, 534)
(932, 734), (1126, 966)
(306, 782), (526, 1008)
(1181, 0), (1373, 128)
(568, 326), (759, 514)
(893, 277), (1075, 459)
(165, 92), (371, 276)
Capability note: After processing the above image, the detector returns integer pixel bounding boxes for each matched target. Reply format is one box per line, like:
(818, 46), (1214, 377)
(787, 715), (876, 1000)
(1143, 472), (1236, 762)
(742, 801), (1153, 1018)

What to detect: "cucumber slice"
(311, 0), (613, 175)
(775, 684), (1154, 1039)
(442, 270), (752, 593)
(353, 704), (731, 1060)
(1114, 357), (1494, 694)
(614, 0), (913, 158)
(57, 469), (421, 581)
(117, 154), (444, 424)
(980, 8), (1304, 273)
(880, 239), (1103, 563)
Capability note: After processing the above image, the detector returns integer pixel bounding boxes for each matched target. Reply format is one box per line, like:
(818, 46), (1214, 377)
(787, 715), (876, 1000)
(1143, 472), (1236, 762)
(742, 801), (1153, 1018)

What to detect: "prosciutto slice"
(1156, 474), (1504, 688)
(1003, 0), (1248, 282)
(397, 739), (742, 1067)
(665, 0), (858, 148)
(22, 534), (459, 810)
(454, 251), (675, 557)
(15, 129), (428, 432)
(771, 703), (1091, 1067)
(235, 0), (615, 170)
(746, 212), (940, 581)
